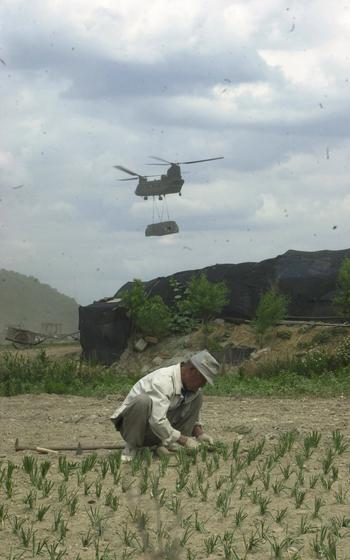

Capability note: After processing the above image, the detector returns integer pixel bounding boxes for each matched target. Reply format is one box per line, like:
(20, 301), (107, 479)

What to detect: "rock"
(250, 347), (271, 361)
(214, 318), (225, 326)
(134, 338), (148, 352)
(144, 336), (158, 344)
(152, 356), (163, 367)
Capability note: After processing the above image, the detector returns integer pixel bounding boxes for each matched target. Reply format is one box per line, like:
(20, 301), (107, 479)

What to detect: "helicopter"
(113, 156), (224, 236)
(114, 156), (223, 200)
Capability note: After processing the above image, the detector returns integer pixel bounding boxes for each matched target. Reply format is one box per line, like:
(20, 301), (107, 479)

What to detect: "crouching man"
(110, 350), (220, 462)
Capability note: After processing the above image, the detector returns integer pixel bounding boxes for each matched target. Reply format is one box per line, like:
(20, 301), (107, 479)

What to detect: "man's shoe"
(121, 444), (137, 463)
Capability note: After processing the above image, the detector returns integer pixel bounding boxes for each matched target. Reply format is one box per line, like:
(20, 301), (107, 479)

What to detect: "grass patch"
(1, 344), (350, 398)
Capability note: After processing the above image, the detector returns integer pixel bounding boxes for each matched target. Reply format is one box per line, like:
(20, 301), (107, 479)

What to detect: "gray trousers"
(113, 392), (203, 448)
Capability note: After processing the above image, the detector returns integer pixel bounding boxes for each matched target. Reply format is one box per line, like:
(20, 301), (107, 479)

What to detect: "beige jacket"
(110, 363), (201, 446)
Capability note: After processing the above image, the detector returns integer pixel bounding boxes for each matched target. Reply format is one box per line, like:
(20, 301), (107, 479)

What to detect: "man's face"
(185, 367), (207, 391)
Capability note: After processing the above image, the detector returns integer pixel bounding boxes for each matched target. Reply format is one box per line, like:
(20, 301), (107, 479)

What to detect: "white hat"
(190, 349), (220, 385)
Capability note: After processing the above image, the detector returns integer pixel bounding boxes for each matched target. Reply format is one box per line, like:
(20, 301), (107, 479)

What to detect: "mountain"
(0, 270), (79, 340)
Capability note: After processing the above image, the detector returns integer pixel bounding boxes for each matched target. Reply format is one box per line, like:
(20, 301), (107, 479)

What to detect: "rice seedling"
(20, 523), (35, 548)
(239, 483), (247, 499)
(313, 496), (326, 518)
(41, 478), (55, 497)
(159, 453), (170, 476)
(58, 456), (77, 481)
(10, 515), (25, 536)
(22, 455), (36, 475)
(57, 481), (67, 502)
(231, 440), (240, 459)
(52, 509), (64, 532)
(216, 490), (231, 517)
(6, 549), (25, 560)
(204, 534), (220, 554)
(234, 506), (248, 527)
(108, 450), (122, 474)
(279, 463), (293, 481)
(118, 522), (139, 547)
(259, 469), (271, 490)
(299, 514), (315, 535)
(294, 489), (306, 508)
(105, 489), (119, 511)
(185, 480), (198, 497)
(0, 502), (9, 527)
(121, 477), (135, 493)
(242, 529), (262, 553)
(244, 470), (257, 486)
(167, 495), (182, 515)
(180, 526), (194, 547)
(45, 541), (67, 560)
(257, 494), (271, 515)
(95, 477), (103, 498)
(322, 448), (336, 475)
(268, 535), (295, 560)
(193, 510), (206, 533)
(332, 429), (348, 455)
(81, 528), (94, 547)
(98, 457), (109, 479)
(40, 460), (51, 478)
(275, 507), (288, 524)
(84, 479), (94, 496)
(246, 438), (265, 465)
(58, 518), (68, 540)
(310, 526), (328, 557)
(198, 481), (209, 502)
(86, 505), (108, 536)
(36, 504), (50, 521)
(94, 540), (111, 560)
(303, 430), (321, 457)
(321, 476), (335, 491)
(31, 534), (47, 556)
(81, 453), (98, 475)
(334, 484), (348, 503)
(309, 474), (319, 489)
(272, 477), (285, 495)
(66, 492), (79, 516)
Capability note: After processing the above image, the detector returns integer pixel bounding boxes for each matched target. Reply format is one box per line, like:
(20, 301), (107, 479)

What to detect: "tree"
(121, 279), (171, 339)
(254, 288), (289, 340)
(333, 257), (350, 318)
(180, 273), (229, 323)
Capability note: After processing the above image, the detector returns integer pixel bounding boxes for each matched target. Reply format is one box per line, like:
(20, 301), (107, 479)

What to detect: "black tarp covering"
(79, 301), (131, 365)
(116, 249), (350, 319)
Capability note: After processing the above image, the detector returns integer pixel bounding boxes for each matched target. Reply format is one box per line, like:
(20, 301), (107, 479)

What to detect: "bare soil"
(1, 394), (350, 559)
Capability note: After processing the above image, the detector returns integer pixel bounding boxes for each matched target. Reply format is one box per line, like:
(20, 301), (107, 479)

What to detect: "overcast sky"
(1, 0), (350, 305)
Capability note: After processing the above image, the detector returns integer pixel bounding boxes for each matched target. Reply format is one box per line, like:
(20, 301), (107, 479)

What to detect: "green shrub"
(179, 273), (229, 324)
(120, 279), (171, 339)
(134, 295), (171, 338)
(333, 257), (350, 318)
(254, 288), (289, 337)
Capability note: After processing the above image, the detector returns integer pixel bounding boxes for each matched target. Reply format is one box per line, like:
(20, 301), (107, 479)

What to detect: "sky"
(1, 0), (350, 305)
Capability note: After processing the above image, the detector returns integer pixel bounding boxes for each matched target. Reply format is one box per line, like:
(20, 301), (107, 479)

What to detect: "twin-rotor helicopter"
(114, 156), (223, 236)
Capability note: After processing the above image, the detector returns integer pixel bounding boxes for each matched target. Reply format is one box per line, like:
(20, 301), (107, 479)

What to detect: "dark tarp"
(79, 301), (131, 365)
(116, 249), (350, 319)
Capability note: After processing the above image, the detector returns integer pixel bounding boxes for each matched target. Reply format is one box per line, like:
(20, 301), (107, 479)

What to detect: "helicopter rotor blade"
(148, 156), (173, 164)
(118, 174), (161, 181)
(179, 157), (224, 165)
(113, 165), (141, 177)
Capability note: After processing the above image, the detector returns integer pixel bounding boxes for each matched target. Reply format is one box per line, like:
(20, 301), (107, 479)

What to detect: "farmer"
(110, 349), (220, 462)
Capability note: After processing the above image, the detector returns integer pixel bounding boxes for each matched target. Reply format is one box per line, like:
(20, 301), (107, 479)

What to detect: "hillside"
(0, 269), (78, 340)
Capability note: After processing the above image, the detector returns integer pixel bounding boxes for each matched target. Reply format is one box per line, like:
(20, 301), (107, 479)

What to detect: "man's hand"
(177, 435), (200, 450)
(196, 433), (214, 445)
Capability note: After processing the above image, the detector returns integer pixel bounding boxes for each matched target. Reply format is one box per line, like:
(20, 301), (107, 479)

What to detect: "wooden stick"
(15, 438), (124, 453)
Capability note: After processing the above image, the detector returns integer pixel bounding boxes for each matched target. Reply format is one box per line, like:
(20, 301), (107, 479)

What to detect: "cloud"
(1, 0), (350, 305)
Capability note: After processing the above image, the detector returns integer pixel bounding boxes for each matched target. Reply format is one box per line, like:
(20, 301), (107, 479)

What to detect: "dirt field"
(1, 394), (350, 559)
